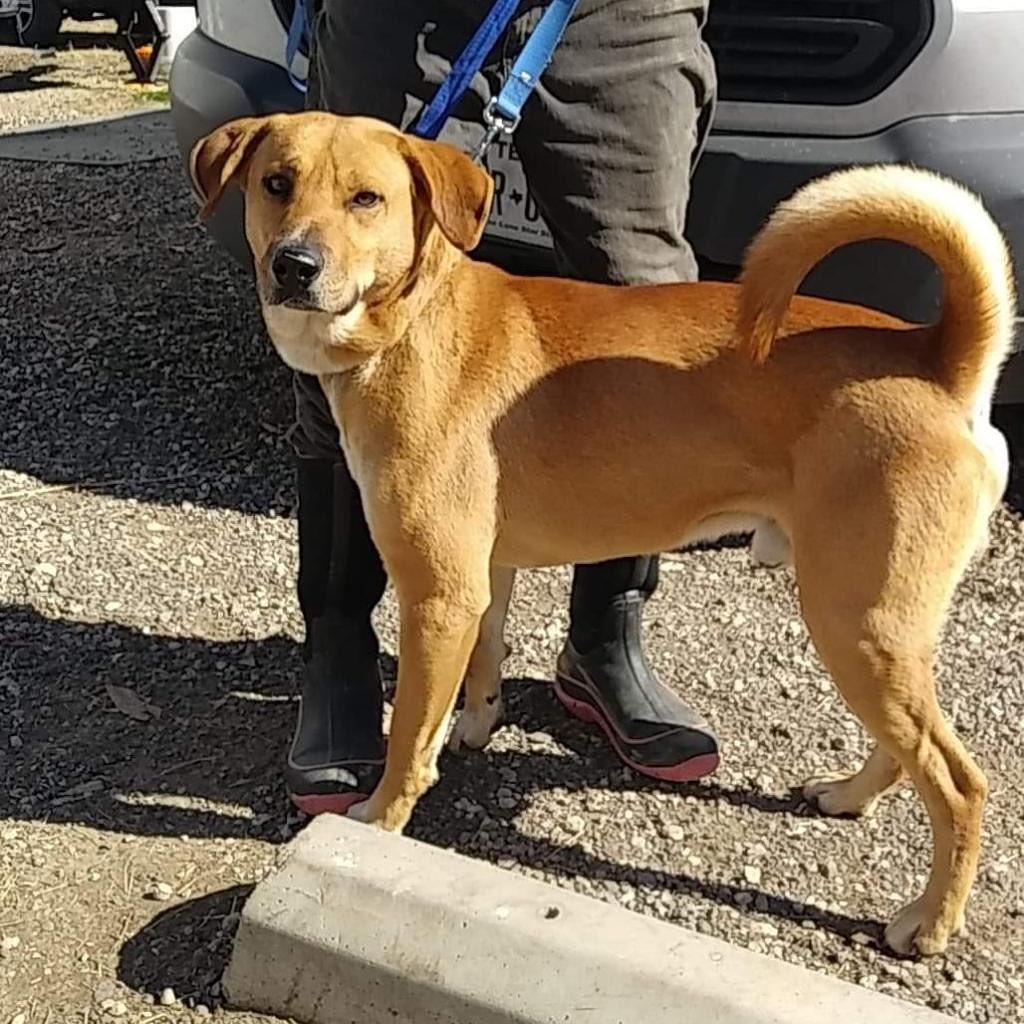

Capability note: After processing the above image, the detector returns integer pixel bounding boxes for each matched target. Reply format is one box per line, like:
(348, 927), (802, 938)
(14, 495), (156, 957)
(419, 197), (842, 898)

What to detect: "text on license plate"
(483, 139), (553, 249)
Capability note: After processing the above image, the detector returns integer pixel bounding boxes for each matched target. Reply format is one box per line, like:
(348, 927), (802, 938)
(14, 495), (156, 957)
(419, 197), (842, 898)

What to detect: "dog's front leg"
(352, 581), (490, 833)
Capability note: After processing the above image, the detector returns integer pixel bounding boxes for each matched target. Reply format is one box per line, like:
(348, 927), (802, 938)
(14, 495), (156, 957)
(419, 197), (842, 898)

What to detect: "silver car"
(170, 0), (1024, 401)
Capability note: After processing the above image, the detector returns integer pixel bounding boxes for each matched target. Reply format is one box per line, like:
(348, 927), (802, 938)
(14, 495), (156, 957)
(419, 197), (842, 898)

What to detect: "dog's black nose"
(270, 244), (323, 298)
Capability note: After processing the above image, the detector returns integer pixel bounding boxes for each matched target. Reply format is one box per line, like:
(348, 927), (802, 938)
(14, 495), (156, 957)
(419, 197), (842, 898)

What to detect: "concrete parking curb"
(223, 815), (956, 1024)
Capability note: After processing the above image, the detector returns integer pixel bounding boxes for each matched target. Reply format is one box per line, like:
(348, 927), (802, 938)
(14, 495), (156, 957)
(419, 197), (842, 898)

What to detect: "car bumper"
(690, 115), (1024, 403)
(171, 30), (1024, 402)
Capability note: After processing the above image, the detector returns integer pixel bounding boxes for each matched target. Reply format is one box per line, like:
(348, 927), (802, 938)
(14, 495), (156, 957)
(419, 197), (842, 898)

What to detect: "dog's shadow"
(112, 681), (881, 1010)
(417, 675), (883, 945)
(4, 602), (883, 962)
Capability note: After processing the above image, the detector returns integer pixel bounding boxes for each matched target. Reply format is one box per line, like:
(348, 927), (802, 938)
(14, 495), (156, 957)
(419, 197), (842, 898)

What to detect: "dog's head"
(189, 112), (494, 374)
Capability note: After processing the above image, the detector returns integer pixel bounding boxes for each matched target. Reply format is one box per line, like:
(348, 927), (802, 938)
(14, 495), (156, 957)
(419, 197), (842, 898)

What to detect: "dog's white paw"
(449, 698), (504, 754)
(885, 898), (963, 957)
(803, 772), (881, 818)
(750, 522), (792, 568)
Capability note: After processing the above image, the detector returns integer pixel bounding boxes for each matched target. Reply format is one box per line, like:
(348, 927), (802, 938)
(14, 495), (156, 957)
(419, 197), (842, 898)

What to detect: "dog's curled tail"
(737, 165), (1016, 408)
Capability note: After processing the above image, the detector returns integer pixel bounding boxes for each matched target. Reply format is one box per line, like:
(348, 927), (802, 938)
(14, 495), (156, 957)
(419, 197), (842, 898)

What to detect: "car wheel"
(13, 0), (63, 47)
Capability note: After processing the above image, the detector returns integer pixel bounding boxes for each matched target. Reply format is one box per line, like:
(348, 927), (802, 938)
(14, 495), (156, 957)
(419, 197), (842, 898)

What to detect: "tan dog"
(191, 112), (1012, 956)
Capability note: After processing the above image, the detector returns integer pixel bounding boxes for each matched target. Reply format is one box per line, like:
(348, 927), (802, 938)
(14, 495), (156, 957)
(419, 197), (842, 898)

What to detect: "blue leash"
(469, 0), (580, 160)
(411, 0), (522, 142)
(286, 0), (580, 161)
(285, 0), (312, 94)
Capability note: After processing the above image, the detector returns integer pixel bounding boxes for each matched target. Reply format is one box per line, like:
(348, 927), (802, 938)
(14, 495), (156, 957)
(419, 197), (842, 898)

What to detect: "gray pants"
(292, 0), (716, 458)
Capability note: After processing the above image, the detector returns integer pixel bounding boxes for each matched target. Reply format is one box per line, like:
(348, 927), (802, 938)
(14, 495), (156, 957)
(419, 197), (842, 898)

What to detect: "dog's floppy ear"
(189, 117), (269, 220)
(399, 135), (495, 251)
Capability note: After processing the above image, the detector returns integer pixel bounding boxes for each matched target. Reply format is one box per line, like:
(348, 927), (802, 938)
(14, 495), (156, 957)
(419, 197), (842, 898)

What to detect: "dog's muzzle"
(269, 242), (324, 307)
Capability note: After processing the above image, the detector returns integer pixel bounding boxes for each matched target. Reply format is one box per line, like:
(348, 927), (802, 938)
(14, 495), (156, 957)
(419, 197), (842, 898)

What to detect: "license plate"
(482, 138), (553, 250)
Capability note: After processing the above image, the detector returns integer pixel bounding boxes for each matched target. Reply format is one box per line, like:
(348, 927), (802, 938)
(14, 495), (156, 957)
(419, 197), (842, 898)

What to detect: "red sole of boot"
(554, 675), (720, 784)
(289, 791), (369, 817)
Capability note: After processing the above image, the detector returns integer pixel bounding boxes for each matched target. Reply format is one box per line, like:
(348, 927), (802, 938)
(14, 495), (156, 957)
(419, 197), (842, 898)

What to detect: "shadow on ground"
(2, 154), (1020, 994)
(2, 602), (882, 956)
(0, 156), (295, 516)
(119, 884), (254, 1007)
(0, 62), (65, 94)
(2, 154), (1024, 522)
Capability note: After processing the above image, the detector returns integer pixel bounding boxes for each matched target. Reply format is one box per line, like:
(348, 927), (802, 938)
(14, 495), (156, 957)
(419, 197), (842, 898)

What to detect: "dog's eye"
(352, 190), (382, 209)
(264, 174), (293, 199)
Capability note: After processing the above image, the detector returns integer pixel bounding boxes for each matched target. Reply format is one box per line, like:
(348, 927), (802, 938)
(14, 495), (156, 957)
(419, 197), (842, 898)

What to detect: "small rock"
(8, 736), (22, 750)
(10, 1013), (26, 1024)
(150, 882), (174, 902)
(851, 931), (873, 946)
(0, 936), (20, 957)
(160, 987), (177, 1006)
(743, 865), (762, 886)
(754, 894), (769, 913)
(662, 823), (685, 842)
(734, 891), (754, 907)
(105, 1000), (128, 1017)
(196, 1006), (211, 1017)
(565, 815), (586, 833)
(35, 562), (58, 577)
(218, 913), (240, 934)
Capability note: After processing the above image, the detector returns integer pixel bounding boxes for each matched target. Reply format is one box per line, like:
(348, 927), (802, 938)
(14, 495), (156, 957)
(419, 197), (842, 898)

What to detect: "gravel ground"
(0, 22), (166, 132)
(1, 142), (1023, 1022)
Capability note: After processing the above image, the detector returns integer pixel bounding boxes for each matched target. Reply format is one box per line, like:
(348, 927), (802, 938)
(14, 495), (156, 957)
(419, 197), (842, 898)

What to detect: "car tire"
(13, 0), (63, 48)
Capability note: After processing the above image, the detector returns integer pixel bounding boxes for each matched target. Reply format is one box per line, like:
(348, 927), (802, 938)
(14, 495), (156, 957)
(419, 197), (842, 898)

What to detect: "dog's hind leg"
(799, 620), (986, 956)
(804, 744), (904, 817)
(450, 565), (516, 753)
(792, 427), (991, 956)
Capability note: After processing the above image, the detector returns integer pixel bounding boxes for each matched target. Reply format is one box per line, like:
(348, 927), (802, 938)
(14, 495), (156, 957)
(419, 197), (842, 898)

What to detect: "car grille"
(705, 0), (934, 105)
(273, 0), (933, 107)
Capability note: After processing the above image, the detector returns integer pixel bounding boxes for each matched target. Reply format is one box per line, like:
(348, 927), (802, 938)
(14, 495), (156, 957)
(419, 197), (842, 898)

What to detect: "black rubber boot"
(554, 556), (720, 781)
(285, 458), (388, 814)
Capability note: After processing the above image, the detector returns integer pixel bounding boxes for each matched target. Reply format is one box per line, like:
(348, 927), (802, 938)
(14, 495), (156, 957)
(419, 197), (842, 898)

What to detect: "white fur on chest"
(261, 301), (367, 376)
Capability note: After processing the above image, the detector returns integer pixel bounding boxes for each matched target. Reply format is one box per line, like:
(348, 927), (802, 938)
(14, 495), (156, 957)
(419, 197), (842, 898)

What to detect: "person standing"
(286, 0), (720, 815)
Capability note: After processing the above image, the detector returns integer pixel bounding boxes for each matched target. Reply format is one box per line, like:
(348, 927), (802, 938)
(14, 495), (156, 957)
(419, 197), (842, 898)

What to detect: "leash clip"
(474, 100), (521, 164)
